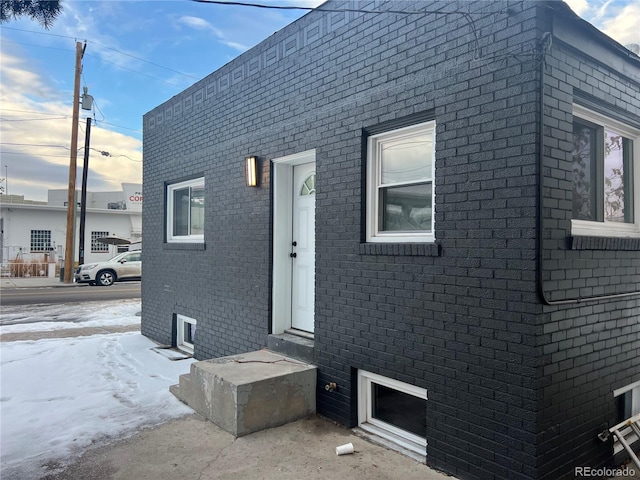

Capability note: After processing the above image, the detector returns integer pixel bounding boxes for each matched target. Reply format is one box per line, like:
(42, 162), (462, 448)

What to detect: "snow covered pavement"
(0, 300), (194, 479)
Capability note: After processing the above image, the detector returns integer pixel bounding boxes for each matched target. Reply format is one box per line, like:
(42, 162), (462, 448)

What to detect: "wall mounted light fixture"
(245, 156), (258, 187)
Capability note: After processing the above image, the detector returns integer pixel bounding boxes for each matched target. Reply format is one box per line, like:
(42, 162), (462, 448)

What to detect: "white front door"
(291, 162), (315, 332)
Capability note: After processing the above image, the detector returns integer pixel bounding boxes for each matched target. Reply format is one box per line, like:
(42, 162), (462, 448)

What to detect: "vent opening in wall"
(176, 314), (197, 355)
(357, 370), (427, 460)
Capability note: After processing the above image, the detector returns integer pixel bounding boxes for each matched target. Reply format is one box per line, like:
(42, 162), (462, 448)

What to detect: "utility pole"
(78, 117), (91, 266)
(63, 41), (85, 283)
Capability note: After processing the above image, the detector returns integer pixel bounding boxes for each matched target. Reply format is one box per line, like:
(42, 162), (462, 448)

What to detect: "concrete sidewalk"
(42, 414), (451, 480)
(1, 276), (80, 289)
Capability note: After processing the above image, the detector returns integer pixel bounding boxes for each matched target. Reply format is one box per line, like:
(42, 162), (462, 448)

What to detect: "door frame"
(271, 149), (316, 335)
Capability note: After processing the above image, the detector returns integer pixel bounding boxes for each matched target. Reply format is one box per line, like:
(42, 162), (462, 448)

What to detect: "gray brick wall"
(537, 20), (640, 480)
(142, 2), (640, 479)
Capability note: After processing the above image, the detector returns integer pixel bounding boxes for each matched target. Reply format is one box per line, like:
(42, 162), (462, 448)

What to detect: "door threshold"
(285, 328), (314, 340)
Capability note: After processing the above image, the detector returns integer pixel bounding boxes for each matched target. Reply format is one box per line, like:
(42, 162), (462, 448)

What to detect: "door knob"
(292, 241), (297, 246)
(289, 252), (297, 258)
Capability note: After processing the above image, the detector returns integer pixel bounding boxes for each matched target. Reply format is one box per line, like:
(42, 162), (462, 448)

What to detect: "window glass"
(604, 130), (632, 223)
(380, 134), (432, 184)
(91, 231), (110, 252)
(367, 121), (435, 243)
(30, 230), (51, 252)
(173, 187), (190, 237)
(372, 383), (426, 438)
(300, 174), (316, 196)
(571, 105), (638, 237)
(190, 184), (205, 235)
(183, 321), (195, 344)
(572, 122), (597, 221)
(381, 183), (432, 232)
(167, 178), (204, 242)
(126, 253), (141, 262)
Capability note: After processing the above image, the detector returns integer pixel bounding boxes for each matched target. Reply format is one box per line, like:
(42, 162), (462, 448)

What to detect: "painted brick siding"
(537, 16), (640, 480)
(142, 1), (640, 479)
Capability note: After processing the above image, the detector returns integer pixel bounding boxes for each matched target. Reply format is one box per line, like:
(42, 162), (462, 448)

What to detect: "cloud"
(565, 0), (591, 13)
(600, 2), (640, 47)
(591, 0), (614, 23)
(563, 0), (640, 48)
(178, 15), (215, 31)
(0, 51), (141, 202)
(175, 15), (248, 51)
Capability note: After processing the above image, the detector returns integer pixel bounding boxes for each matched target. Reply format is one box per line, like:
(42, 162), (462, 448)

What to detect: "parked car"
(74, 250), (141, 286)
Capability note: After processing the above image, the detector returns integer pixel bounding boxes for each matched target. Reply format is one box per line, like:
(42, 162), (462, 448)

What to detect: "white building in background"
(0, 183), (142, 275)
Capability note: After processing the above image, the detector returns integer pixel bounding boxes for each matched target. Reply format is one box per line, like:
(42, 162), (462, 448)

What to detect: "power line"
(0, 108), (68, 116)
(0, 143), (142, 162)
(82, 51), (187, 88)
(86, 39), (200, 80)
(0, 142), (70, 149)
(191, 0), (479, 58)
(89, 148), (142, 162)
(4, 37), (187, 88)
(0, 108), (141, 134)
(192, 1), (474, 17)
(2, 25), (198, 80)
(0, 116), (69, 122)
(1, 38), (75, 54)
(0, 107), (140, 135)
(95, 121), (142, 134)
(0, 151), (71, 158)
(0, 26), (76, 41)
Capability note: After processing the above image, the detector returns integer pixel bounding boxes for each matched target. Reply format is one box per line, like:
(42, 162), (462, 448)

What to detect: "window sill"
(569, 236), (640, 251)
(359, 243), (440, 256)
(163, 242), (206, 251)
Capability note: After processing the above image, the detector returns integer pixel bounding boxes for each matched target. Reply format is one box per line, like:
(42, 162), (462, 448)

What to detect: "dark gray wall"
(142, 1), (640, 479)
(537, 13), (640, 480)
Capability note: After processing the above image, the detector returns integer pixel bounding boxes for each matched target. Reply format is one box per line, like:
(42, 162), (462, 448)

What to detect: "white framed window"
(366, 121), (436, 243)
(571, 105), (639, 238)
(357, 370), (427, 458)
(167, 178), (204, 243)
(176, 314), (197, 354)
(91, 231), (110, 252)
(30, 230), (51, 252)
(613, 381), (640, 454)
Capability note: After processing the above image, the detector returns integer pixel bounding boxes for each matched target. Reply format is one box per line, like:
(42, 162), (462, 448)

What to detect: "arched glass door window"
(300, 173), (316, 196)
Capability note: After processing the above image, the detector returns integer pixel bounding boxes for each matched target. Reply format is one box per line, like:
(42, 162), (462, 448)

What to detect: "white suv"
(74, 251), (142, 286)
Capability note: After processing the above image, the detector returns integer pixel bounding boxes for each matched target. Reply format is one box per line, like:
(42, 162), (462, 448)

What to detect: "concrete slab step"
(171, 349), (316, 437)
(267, 332), (315, 363)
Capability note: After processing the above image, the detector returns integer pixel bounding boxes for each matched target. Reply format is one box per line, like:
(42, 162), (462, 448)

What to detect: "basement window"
(176, 315), (197, 355)
(613, 380), (640, 454)
(357, 370), (427, 458)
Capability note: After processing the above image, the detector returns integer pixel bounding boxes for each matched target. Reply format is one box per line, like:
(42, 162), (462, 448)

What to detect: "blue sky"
(0, 0), (638, 202)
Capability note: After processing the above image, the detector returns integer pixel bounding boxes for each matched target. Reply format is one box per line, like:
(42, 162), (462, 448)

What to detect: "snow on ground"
(0, 301), (195, 479)
(0, 300), (141, 331)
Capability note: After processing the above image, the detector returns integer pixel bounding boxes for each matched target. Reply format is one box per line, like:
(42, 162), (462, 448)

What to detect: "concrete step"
(267, 332), (315, 363)
(171, 349), (316, 437)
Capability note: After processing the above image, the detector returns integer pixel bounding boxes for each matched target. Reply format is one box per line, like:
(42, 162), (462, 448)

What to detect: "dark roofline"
(546, 0), (640, 63)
